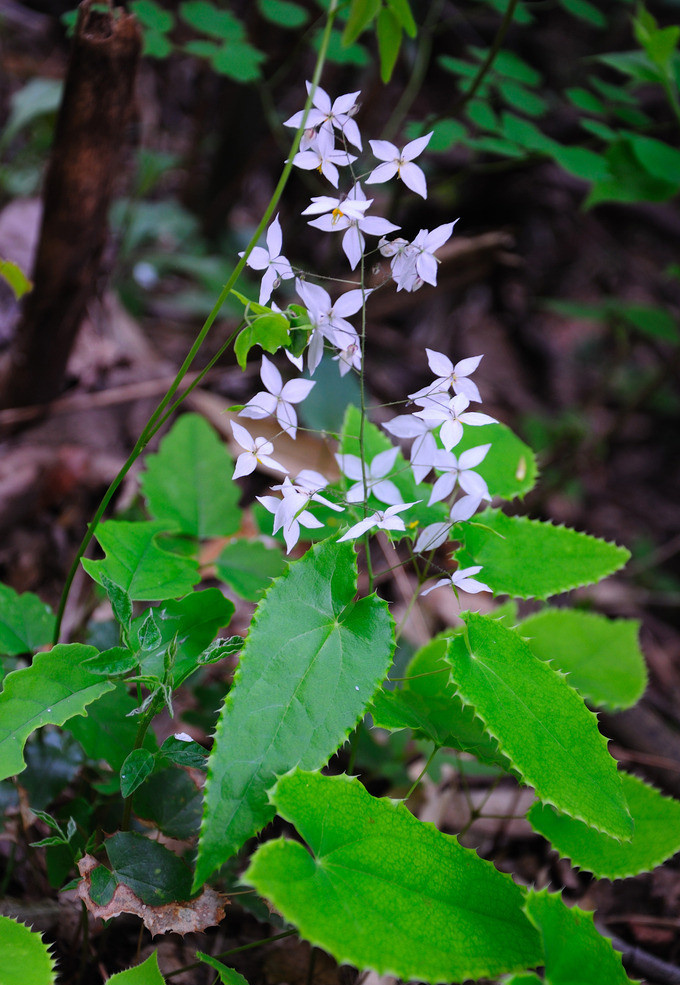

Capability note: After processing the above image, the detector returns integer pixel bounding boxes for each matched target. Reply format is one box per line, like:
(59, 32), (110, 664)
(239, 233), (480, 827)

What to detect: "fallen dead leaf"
(77, 854), (228, 936)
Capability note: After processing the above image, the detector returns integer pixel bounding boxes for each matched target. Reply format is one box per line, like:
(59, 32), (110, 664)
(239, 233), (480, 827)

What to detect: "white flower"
(335, 448), (403, 506)
(230, 420), (288, 479)
(304, 183), (399, 269)
(238, 355), (315, 439)
(409, 349), (483, 404)
(338, 502), (419, 542)
(420, 566), (491, 596)
(239, 214), (294, 305)
(291, 128), (356, 188)
(365, 132), (433, 198)
(414, 393), (496, 451)
(296, 279), (366, 373)
(257, 480), (326, 554)
(413, 494), (483, 553)
(271, 470), (344, 517)
(427, 444), (491, 506)
(385, 221), (459, 292)
(284, 83), (362, 149)
(381, 413), (438, 484)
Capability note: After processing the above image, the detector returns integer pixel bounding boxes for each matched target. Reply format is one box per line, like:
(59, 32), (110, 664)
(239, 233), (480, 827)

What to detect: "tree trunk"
(0, 0), (141, 410)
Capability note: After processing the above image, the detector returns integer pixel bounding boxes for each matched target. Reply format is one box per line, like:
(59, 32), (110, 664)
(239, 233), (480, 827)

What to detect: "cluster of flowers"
(232, 84), (496, 598)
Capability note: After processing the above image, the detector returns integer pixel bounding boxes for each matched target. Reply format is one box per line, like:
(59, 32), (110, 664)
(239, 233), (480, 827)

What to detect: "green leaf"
(0, 583), (55, 656)
(83, 646), (137, 676)
(524, 889), (635, 984)
(417, 118), (467, 151)
(129, 0), (174, 32)
(518, 609), (647, 711)
(0, 916), (57, 985)
(371, 636), (510, 770)
(64, 684), (157, 771)
(106, 831), (193, 904)
(211, 40), (265, 82)
(0, 258), (32, 299)
(447, 613), (632, 840)
(196, 953), (250, 985)
(131, 588), (234, 687)
(586, 139), (677, 207)
(141, 414), (241, 538)
(0, 78), (62, 148)
(133, 767), (202, 839)
(106, 952), (166, 985)
(500, 112), (558, 153)
(458, 422), (538, 499)
(159, 734), (207, 770)
(341, 0), (380, 45)
(388, 0), (417, 37)
(465, 99), (499, 131)
(377, 7), (402, 83)
(499, 80), (547, 117)
(194, 539), (395, 887)
(549, 144), (610, 182)
(179, 1), (244, 39)
(0, 644), (112, 781)
(528, 771), (680, 879)
(617, 303), (680, 343)
(565, 86), (606, 115)
(558, 0), (606, 27)
(628, 133), (680, 186)
(82, 521), (199, 601)
(216, 539), (286, 601)
(245, 770), (542, 982)
(438, 54), (478, 78)
(120, 748), (155, 798)
(597, 50), (665, 84)
(101, 575), (133, 639)
(234, 312), (290, 369)
(257, 0), (307, 28)
(455, 508), (630, 599)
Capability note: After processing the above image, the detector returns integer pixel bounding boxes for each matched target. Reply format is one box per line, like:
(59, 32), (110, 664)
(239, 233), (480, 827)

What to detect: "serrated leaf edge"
(253, 770), (540, 984)
(457, 510), (631, 600)
(527, 772), (680, 882)
(0, 916), (59, 984)
(444, 623), (633, 842)
(196, 540), (395, 884)
(523, 888), (642, 985)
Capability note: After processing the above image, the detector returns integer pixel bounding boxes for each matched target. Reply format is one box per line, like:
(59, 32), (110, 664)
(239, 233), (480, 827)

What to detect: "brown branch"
(0, 0), (141, 410)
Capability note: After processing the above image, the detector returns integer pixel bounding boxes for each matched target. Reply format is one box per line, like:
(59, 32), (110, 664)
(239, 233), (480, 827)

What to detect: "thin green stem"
(120, 694), (162, 831)
(451, 0), (520, 113)
(165, 930), (298, 979)
(381, 0), (445, 142)
(405, 743), (439, 801)
(53, 1), (340, 643)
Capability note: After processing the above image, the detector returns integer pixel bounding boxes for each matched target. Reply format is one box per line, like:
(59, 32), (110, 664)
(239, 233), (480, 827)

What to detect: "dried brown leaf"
(76, 854), (228, 936)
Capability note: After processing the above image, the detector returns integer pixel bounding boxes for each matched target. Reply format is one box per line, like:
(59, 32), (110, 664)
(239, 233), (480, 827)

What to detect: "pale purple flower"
(292, 128), (356, 188)
(333, 340), (362, 376)
(420, 566), (491, 597)
(284, 82), (362, 150)
(338, 502), (419, 542)
(305, 183), (399, 269)
(239, 354), (315, 439)
(366, 132), (433, 198)
(427, 444), (491, 506)
(271, 470), (344, 518)
(414, 393), (497, 451)
(230, 421), (288, 479)
(239, 214), (294, 305)
(384, 221), (459, 292)
(409, 349), (483, 404)
(381, 413), (438, 484)
(335, 448), (403, 506)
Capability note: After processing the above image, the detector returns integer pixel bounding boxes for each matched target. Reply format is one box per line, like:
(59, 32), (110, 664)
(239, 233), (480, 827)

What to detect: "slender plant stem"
(381, 0), (446, 142)
(53, 1), (340, 643)
(451, 0), (520, 112)
(405, 743), (439, 801)
(120, 694), (161, 831)
(165, 930), (297, 979)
